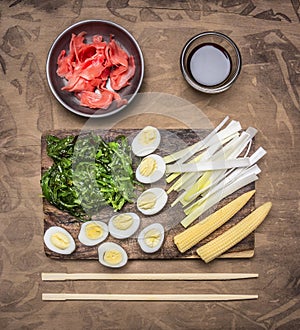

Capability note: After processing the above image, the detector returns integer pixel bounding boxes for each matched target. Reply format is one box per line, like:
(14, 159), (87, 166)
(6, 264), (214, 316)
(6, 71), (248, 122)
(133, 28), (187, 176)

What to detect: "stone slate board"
(41, 128), (255, 260)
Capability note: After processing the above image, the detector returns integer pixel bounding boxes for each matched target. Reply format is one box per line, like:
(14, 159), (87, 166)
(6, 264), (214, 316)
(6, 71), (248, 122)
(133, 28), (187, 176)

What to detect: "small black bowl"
(46, 20), (144, 118)
(180, 31), (241, 94)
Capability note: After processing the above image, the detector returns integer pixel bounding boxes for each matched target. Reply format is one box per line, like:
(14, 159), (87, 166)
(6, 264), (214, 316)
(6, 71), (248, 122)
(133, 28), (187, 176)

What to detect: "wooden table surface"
(0, 1), (299, 329)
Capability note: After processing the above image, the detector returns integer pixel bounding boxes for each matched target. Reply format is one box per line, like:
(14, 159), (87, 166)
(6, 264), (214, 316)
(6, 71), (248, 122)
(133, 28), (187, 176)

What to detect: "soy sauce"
(187, 43), (231, 87)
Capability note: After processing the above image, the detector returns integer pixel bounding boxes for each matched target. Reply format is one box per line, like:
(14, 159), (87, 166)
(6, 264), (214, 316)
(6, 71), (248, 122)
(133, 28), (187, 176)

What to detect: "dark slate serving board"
(41, 128), (255, 260)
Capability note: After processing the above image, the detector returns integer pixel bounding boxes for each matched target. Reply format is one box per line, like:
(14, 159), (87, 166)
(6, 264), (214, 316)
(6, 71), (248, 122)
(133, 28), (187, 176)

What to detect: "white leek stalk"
(180, 173), (258, 228)
(166, 120), (242, 192)
(163, 116), (230, 164)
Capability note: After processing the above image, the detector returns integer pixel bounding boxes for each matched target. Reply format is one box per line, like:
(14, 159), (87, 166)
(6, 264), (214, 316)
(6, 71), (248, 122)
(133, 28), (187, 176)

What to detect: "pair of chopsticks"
(42, 272), (258, 301)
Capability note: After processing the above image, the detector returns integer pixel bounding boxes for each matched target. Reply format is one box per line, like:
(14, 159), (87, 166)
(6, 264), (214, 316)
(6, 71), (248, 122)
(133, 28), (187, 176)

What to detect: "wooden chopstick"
(41, 272), (258, 281)
(42, 293), (258, 301)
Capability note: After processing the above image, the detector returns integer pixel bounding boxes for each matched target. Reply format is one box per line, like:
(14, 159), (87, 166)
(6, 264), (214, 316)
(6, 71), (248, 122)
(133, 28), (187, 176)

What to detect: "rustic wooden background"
(0, 1), (299, 329)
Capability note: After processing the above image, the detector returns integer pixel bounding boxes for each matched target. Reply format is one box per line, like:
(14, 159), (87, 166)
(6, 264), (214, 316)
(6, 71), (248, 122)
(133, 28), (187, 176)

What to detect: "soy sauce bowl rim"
(180, 31), (242, 94)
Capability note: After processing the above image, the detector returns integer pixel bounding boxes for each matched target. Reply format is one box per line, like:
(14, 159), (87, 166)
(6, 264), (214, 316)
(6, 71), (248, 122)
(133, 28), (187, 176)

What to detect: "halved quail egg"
(98, 242), (128, 268)
(108, 212), (140, 239)
(78, 221), (109, 246)
(132, 126), (161, 157)
(138, 223), (164, 253)
(137, 187), (168, 215)
(44, 226), (76, 255)
(136, 154), (166, 184)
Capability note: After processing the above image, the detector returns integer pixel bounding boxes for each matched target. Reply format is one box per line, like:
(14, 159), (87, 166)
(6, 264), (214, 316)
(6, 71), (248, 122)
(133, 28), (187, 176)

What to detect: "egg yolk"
(138, 127), (156, 146)
(85, 222), (103, 240)
(50, 232), (70, 250)
(138, 192), (157, 209)
(113, 214), (133, 230)
(103, 250), (123, 265)
(139, 157), (157, 177)
(144, 229), (161, 248)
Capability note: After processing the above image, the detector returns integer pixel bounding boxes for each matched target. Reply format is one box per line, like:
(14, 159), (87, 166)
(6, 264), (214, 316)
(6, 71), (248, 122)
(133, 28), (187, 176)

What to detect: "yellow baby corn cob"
(174, 190), (256, 253)
(197, 201), (272, 263)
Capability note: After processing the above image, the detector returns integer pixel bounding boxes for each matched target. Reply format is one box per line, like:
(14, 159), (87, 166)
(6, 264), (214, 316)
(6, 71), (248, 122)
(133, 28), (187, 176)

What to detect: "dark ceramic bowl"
(180, 31), (241, 94)
(46, 20), (144, 118)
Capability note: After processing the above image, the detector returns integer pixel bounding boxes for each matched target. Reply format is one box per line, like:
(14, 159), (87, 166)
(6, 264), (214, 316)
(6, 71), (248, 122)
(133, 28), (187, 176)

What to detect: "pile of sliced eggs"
(131, 127), (166, 253)
(44, 214), (165, 268)
(44, 126), (169, 268)
(133, 126), (166, 186)
(132, 126), (168, 215)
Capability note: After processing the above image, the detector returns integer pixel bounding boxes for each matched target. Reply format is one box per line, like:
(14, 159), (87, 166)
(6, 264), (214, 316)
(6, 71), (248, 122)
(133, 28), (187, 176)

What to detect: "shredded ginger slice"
(57, 32), (136, 110)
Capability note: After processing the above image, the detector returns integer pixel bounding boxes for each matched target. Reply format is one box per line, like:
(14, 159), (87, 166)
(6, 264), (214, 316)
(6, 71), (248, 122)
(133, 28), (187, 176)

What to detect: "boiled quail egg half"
(78, 221), (109, 246)
(98, 242), (128, 268)
(44, 226), (76, 255)
(131, 126), (161, 157)
(136, 154), (166, 184)
(137, 187), (168, 215)
(138, 223), (164, 253)
(108, 212), (140, 239)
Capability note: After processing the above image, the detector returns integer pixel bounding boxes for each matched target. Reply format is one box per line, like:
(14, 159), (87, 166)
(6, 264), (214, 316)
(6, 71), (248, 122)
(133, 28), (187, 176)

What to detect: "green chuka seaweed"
(41, 132), (136, 221)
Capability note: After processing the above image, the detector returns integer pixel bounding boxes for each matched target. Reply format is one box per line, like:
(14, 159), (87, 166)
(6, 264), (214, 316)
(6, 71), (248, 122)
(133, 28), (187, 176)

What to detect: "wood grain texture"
(0, 1), (299, 329)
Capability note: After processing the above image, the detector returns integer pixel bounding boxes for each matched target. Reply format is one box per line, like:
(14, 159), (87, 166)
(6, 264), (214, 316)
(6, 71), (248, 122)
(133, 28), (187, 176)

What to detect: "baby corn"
(197, 201), (272, 263)
(174, 190), (256, 253)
